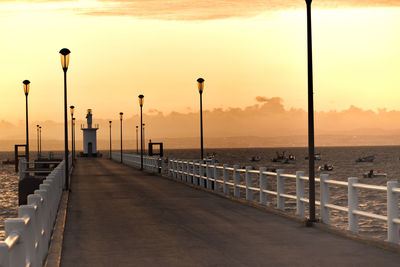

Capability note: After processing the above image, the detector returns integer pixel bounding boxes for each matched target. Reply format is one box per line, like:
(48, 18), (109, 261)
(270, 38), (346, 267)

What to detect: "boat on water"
(2, 159), (15, 165)
(363, 170), (387, 178)
(318, 164), (333, 171)
(356, 155), (375, 163)
(250, 156), (261, 162)
(305, 153), (321, 160)
(271, 151), (296, 164)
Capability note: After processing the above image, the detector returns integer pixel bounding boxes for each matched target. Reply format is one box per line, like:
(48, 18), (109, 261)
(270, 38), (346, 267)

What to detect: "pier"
(59, 158), (400, 266)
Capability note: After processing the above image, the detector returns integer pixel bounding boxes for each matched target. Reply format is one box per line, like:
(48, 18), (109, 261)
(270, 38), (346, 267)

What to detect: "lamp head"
(70, 105), (75, 115)
(59, 48), (71, 71)
(109, 120), (112, 126)
(119, 112), (123, 120)
(138, 94), (144, 107)
(197, 78), (204, 93)
(23, 80), (30, 95)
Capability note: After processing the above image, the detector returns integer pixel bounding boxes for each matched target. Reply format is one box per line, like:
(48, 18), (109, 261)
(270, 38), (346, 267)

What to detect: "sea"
(1, 146), (400, 240)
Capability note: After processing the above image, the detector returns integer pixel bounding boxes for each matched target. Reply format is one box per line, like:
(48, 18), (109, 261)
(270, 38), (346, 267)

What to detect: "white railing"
(0, 158), (69, 266)
(166, 159), (400, 245)
(111, 152), (163, 173)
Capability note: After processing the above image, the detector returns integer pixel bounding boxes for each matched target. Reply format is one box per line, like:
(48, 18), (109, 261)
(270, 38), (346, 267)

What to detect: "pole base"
(305, 218), (318, 227)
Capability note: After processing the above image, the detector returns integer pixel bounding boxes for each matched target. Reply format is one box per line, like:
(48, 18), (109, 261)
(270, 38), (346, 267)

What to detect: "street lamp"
(120, 112), (123, 163)
(138, 95), (144, 170)
(305, 0), (316, 225)
(72, 118), (75, 160)
(197, 78), (205, 160)
(70, 105), (75, 164)
(39, 126), (42, 157)
(136, 125), (139, 154)
(36, 125), (40, 159)
(60, 48), (71, 190)
(23, 80), (30, 162)
(109, 121), (112, 159)
(142, 123), (145, 155)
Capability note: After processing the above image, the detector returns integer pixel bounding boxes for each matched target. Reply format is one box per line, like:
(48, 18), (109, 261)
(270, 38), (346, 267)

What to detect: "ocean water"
(1, 147), (399, 240)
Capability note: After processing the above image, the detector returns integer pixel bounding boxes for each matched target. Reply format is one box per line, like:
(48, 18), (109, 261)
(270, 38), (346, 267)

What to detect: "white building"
(81, 109), (99, 157)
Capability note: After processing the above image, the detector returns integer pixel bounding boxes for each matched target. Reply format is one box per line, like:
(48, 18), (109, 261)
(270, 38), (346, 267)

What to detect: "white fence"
(111, 152), (162, 173)
(0, 156), (70, 266)
(111, 153), (400, 245)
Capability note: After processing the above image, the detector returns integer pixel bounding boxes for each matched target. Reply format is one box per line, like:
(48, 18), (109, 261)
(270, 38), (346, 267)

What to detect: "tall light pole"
(23, 80), (30, 162)
(136, 125), (139, 154)
(109, 121), (112, 159)
(142, 123), (145, 155)
(306, 0), (316, 225)
(70, 105), (75, 165)
(138, 95), (144, 170)
(197, 78), (205, 160)
(60, 48), (71, 190)
(72, 118), (75, 160)
(39, 126), (42, 157)
(36, 124), (39, 159)
(120, 112), (123, 163)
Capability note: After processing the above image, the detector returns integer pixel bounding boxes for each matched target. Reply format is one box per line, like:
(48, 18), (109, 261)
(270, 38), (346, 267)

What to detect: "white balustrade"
(0, 159), (69, 266)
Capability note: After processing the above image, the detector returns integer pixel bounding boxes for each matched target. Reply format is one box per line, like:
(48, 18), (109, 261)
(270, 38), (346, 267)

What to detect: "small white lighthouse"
(81, 109), (99, 157)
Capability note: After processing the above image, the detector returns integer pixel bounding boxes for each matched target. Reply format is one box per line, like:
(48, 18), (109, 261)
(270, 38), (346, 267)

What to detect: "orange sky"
(0, 1), (400, 147)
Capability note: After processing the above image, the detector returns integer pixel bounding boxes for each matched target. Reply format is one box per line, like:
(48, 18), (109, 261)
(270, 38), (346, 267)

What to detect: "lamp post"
(138, 95), (144, 170)
(120, 112), (123, 163)
(60, 48), (71, 190)
(109, 121), (112, 159)
(136, 125), (139, 154)
(72, 118), (75, 161)
(39, 126), (42, 157)
(70, 105), (75, 165)
(197, 78), (205, 160)
(23, 80), (30, 162)
(142, 123), (145, 155)
(306, 0), (316, 225)
(36, 124), (40, 159)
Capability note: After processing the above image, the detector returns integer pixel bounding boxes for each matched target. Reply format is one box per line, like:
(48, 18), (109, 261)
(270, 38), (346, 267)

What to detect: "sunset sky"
(0, 1), (400, 147)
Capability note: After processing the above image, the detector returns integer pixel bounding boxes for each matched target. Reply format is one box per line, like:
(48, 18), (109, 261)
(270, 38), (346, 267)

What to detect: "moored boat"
(363, 169), (387, 178)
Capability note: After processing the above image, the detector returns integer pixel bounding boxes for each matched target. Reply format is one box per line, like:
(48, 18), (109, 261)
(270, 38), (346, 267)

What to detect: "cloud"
(2, 0), (400, 20)
(79, 0), (400, 20)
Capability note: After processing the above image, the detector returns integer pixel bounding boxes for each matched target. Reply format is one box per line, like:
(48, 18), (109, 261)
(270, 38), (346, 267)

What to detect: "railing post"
(233, 165), (240, 198)
(18, 205), (38, 266)
(173, 160), (177, 179)
(245, 166), (252, 202)
(167, 159), (171, 176)
(185, 161), (189, 183)
(19, 159), (27, 180)
(160, 157), (164, 174)
(199, 161), (205, 187)
(5, 219), (27, 267)
(259, 167), (267, 205)
(206, 162), (212, 189)
(387, 181), (399, 244)
(295, 171), (305, 218)
(214, 163), (219, 192)
(223, 164), (229, 195)
(320, 174), (330, 224)
(194, 161), (199, 185)
(348, 177), (359, 234)
(276, 169), (285, 211)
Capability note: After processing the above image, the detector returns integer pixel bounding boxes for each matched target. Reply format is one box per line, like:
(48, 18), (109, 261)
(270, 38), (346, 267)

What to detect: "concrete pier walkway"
(61, 158), (400, 266)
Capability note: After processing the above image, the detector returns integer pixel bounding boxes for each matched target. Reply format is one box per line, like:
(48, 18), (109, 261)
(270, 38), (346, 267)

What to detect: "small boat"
(305, 153), (321, 160)
(272, 151), (295, 164)
(318, 164), (333, 171)
(363, 170), (387, 178)
(250, 156), (261, 162)
(2, 159), (15, 165)
(356, 155), (375, 163)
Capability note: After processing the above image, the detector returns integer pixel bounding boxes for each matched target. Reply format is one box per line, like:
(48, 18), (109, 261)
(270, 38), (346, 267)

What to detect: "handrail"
(1, 157), (69, 266)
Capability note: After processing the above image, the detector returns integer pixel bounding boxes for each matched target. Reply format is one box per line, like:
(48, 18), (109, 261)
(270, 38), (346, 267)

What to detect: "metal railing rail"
(0, 155), (71, 266)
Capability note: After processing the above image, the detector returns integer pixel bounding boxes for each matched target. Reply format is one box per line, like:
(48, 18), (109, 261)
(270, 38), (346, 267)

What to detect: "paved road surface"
(61, 158), (400, 266)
